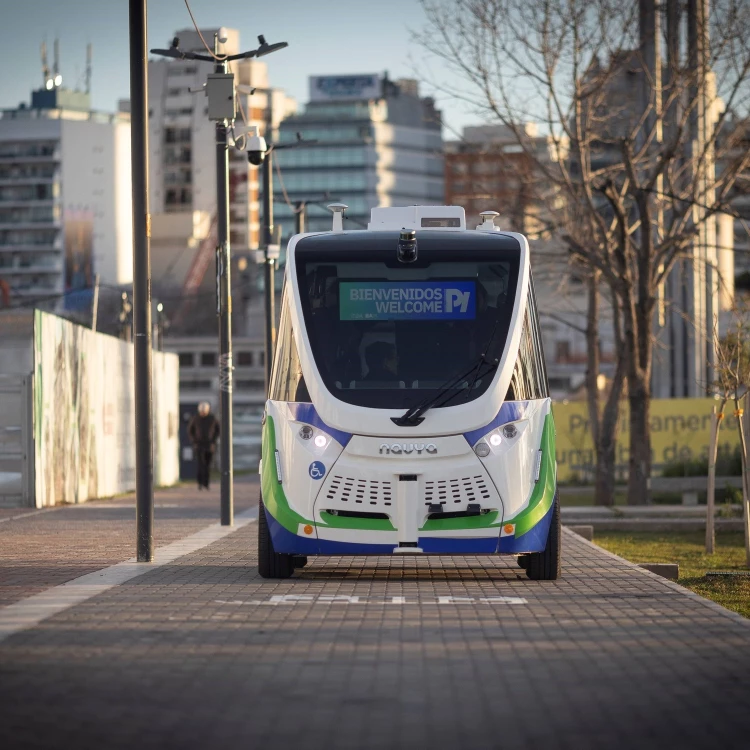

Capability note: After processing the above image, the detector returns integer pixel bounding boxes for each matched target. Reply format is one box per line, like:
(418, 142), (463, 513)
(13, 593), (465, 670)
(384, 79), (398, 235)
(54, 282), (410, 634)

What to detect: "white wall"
(33, 311), (179, 506)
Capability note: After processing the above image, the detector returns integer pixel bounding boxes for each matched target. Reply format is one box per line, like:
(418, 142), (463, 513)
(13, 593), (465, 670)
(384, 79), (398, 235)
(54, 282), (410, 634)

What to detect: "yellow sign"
(553, 398), (743, 482)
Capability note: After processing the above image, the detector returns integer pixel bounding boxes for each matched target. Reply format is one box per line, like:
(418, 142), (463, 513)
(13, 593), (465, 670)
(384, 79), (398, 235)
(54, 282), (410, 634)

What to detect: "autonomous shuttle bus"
(259, 205), (560, 579)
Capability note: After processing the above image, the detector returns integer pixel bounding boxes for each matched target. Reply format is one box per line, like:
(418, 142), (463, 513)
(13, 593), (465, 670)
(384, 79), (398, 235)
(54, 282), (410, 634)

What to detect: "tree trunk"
(706, 405), (723, 555)
(628, 375), (652, 505)
(736, 396), (750, 567)
(594, 430), (618, 506)
(584, 272), (611, 504)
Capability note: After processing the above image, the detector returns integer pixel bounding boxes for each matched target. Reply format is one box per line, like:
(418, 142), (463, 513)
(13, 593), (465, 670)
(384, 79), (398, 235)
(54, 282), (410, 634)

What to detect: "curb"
(560, 527), (750, 628)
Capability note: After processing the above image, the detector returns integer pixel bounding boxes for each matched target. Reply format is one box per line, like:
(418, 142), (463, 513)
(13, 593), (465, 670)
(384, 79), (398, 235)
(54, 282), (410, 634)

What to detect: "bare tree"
(418, 0), (750, 503)
(709, 302), (750, 563)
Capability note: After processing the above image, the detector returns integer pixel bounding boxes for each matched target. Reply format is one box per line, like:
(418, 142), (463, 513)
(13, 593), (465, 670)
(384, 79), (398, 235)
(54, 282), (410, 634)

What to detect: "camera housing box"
(207, 73), (235, 121)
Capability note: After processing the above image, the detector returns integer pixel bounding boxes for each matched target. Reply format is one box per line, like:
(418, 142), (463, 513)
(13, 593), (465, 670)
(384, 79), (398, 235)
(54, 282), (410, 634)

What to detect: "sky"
(0, 0), (485, 136)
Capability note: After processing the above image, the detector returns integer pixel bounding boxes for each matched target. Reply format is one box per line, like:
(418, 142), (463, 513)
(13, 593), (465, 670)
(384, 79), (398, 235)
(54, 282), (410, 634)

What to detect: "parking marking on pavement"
(214, 594), (529, 605)
(0, 506), (258, 643)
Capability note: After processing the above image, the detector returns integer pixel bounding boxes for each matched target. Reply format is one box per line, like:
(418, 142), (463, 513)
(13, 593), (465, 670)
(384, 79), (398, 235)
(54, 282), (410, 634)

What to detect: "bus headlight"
(474, 442), (490, 458)
(502, 423), (518, 439)
(314, 434), (327, 448)
(299, 425), (314, 440)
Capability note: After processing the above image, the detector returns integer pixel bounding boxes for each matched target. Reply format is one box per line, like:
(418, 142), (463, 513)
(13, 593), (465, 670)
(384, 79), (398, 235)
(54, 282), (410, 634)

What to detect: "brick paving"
(0, 514), (749, 749)
(0, 478), (258, 607)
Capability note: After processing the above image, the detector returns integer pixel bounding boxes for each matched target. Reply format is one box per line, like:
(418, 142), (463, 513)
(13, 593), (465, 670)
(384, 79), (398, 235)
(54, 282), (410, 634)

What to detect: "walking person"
(187, 402), (220, 490)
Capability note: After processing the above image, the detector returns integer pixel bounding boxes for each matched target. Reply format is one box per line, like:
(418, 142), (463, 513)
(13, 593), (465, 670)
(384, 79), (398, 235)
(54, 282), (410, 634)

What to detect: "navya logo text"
(340, 282), (476, 321)
(379, 443), (438, 455)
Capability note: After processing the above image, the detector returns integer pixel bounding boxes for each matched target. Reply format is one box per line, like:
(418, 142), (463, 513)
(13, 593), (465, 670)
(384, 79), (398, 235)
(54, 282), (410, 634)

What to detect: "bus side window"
(269, 299), (311, 402)
(504, 283), (548, 401)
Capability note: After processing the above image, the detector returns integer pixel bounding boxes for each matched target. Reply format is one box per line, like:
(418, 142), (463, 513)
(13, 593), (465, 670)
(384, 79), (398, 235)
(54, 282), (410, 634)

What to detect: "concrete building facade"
(0, 87), (132, 308)
(147, 28), (296, 296)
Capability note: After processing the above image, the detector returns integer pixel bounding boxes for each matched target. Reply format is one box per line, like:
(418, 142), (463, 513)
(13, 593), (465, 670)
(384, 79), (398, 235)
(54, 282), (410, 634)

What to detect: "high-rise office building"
(147, 28), (296, 296)
(0, 83), (132, 310)
(273, 74), (443, 235)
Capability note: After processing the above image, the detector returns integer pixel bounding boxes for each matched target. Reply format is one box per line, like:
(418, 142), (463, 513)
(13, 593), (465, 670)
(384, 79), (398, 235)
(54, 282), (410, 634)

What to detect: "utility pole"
(91, 273), (100, 332)
(119, 292), (133, 342)
(262, 151), (276, 390)
(129, 0), (153, 562)
(151, 30), (288, 526)
(295, 201), (306, 235)
(155, 302), (165, 351)
(214, 34), (234, 527)
(255, 140), (319, 390)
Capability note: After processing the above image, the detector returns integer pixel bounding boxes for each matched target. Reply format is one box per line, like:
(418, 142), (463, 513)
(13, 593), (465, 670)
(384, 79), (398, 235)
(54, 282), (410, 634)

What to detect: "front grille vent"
(325, 475), (394, 508)
(424, 475), (492, 506)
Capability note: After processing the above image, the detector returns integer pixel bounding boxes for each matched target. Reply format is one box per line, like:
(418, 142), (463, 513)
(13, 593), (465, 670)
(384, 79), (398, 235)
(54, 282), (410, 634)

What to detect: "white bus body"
(259, 206), (559, 579)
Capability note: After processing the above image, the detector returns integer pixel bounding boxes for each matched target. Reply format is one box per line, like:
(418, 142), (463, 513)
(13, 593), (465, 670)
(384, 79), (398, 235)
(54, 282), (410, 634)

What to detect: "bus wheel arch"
(525, 492), (561, 581)
(258, 496), (296, 579)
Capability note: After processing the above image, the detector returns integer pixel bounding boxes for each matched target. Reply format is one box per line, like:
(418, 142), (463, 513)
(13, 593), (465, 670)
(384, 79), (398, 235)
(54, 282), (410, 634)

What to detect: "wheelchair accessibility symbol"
(309, 461), (326, 480)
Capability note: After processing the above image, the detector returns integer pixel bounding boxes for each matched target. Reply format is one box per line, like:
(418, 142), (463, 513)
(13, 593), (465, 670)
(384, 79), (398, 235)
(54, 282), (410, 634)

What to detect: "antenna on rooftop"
(85, 43), (92, 95)
(52, 38), (62, 87)
(41, 41), (50, 87)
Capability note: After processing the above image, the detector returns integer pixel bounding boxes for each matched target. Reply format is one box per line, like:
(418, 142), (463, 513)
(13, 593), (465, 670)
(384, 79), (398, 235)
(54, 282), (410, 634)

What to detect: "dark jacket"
(188, 413), (220, 449)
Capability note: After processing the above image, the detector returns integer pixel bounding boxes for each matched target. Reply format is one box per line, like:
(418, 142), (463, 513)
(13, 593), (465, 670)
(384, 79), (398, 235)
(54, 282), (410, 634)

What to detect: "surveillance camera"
(397, 228), (418, 263)
(218, 27), (229, 44)
(246, 133), (267, 166)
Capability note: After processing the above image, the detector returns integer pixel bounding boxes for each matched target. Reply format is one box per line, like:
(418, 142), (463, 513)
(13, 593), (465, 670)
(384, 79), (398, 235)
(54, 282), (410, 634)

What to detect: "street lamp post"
(262, 151), (276, 390)
(151, 31), (288, 526)
(252, 136), (318, 391)
(129, 0), (154, 562)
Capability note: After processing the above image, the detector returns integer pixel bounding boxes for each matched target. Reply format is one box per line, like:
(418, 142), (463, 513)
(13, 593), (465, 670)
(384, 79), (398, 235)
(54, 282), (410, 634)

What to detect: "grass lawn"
(595, 530), (750, 619)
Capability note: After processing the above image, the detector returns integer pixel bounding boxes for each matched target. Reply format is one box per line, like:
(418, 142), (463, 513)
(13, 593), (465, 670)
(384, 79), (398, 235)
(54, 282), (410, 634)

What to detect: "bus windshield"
(295, 247), (521, 410)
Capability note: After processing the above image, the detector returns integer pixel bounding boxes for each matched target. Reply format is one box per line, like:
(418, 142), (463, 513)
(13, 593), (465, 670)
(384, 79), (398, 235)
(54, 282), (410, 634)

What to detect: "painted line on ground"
(0, 506), (66, 524)
(214, 594), (528, 606)
(0, 507), (259, 643)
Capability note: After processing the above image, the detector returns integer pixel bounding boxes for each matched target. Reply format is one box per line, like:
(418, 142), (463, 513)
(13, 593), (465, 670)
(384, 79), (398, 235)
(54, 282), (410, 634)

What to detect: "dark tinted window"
(505, 282), (549, 400)
(294, 234), (521, 409)
(200, 352), (216, 367)
(269, 295), (310, 402)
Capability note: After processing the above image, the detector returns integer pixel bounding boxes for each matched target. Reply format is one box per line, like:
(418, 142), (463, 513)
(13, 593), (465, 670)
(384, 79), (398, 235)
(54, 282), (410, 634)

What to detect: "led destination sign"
(339, 281), (476, 321)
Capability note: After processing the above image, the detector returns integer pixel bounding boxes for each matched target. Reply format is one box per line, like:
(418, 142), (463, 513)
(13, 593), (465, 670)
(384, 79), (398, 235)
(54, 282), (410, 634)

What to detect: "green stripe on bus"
(261, 416), (312, 533)
(505, 412), (557, 537)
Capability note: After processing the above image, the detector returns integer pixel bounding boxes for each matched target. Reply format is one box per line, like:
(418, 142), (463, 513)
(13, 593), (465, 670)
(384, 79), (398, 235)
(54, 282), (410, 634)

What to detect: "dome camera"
(246, 132), (267, 166)
(218, 27), (229, 44)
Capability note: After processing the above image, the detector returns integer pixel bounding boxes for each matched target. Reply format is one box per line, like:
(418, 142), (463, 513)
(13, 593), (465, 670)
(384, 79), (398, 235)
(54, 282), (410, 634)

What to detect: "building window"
(555, 341), (571, 363)
(237, 351), (254, 366)
(201, 352), (216, 366)
(178, 352), (194, 367)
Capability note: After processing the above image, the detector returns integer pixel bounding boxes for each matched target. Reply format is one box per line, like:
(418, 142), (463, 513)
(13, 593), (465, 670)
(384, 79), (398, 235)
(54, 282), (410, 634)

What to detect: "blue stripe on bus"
(286, 402), (353, 447)
(497, 500), (554, 553)
(265, 502), (554, 558)
(266, 509), (394, 555)
(463, 400), (529, 446)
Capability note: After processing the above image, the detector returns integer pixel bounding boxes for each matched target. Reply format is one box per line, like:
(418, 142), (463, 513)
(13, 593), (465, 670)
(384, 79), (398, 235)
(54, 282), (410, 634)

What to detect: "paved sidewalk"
(0, 513), (748, 749)
(0, 478), (259, 607)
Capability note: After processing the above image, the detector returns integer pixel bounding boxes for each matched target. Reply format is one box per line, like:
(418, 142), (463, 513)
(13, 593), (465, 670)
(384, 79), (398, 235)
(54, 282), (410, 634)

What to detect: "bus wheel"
(526, 494), (561, 581)
(258, 498), (295, 579)
(517, 554), (529, 569)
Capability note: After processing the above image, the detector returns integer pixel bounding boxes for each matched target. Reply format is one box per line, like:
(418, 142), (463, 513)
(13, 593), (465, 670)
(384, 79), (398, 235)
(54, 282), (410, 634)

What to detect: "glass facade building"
(272, 75), (444, 237)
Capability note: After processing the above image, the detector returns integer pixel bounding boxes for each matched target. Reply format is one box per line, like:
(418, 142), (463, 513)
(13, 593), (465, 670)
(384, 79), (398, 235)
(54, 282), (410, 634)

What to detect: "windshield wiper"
(391, 354), (499, 427)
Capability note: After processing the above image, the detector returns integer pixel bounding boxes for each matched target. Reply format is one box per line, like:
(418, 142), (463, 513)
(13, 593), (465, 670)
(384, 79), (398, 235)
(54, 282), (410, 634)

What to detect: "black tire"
(258, 498), (295, 579)
(526, 493), (561, 581)
(517, 554), (529, 570)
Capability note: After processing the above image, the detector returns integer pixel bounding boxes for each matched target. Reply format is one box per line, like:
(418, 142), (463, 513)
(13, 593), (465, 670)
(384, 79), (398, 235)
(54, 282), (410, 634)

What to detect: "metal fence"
(0, 374), (34, 506)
